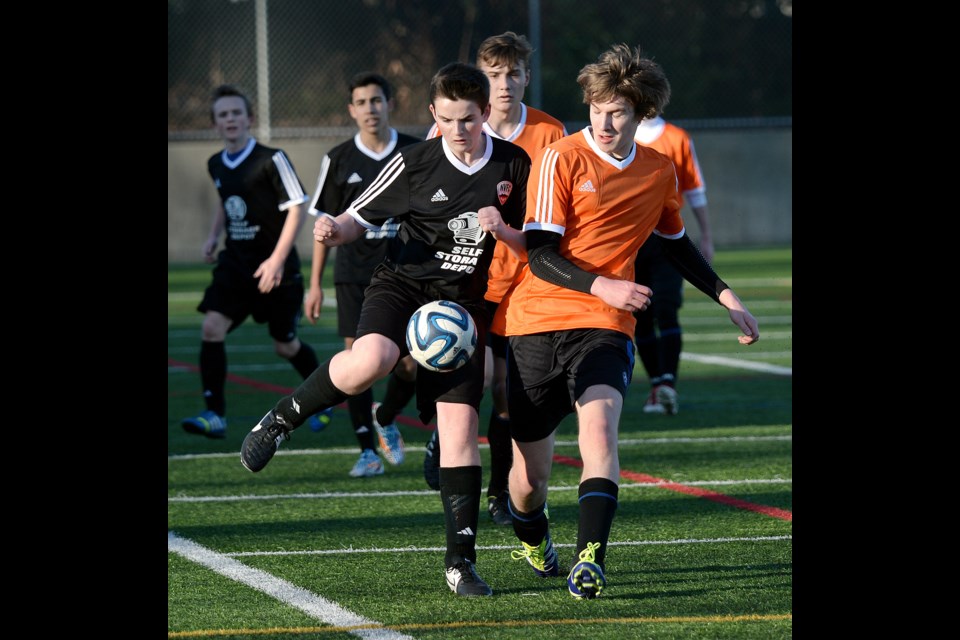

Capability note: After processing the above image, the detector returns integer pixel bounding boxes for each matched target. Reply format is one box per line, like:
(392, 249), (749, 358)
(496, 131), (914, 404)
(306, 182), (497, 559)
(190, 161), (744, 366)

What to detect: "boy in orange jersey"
(633, 113), (714, 415)
(421, 32), (567, 527)
(497, 44), (759, 599)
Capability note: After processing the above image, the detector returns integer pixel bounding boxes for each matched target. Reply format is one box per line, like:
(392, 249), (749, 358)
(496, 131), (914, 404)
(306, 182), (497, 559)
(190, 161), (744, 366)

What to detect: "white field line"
(168, 434), (792, 462)
(169, 478), (792, 503)
(168, 531), (415, 640)
(681, 315), (792, 325)
(219, 535), (792, 558)
(681, 352), (792, 375)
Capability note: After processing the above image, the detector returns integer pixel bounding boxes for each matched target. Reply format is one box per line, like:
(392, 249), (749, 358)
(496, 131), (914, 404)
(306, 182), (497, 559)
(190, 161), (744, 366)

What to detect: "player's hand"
(590, 277), (652, 313)
(718, 289), (759, 344)
(253, 259), (284, 293)
(202, 238), (218, 264)
(478, 206), (505, 236)
(304, 286), (323, 324)
(729, 308), (760, 344)
(314, 213), (339, 245)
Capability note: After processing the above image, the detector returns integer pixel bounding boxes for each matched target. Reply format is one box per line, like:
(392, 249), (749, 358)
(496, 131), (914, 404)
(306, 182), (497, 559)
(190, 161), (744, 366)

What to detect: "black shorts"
(485, 300), (508, 359)
(335, 282), (367, 339)
(356, 268), (489, 424)
(507, 329), (635, 442)
(198, 258), (304, 342)
(634, 238), (683, 312)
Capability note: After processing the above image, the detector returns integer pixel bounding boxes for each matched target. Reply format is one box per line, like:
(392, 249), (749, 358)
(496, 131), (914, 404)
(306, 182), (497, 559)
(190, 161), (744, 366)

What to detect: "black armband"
(658, 233), (729, 304)
(526, 230), (598, 294)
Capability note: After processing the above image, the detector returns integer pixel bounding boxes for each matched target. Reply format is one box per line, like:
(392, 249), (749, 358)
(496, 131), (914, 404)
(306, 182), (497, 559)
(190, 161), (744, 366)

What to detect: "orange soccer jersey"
(428, 105), (566, 313)
(500, 127), (684, 338)
(634, 116), (705, 210)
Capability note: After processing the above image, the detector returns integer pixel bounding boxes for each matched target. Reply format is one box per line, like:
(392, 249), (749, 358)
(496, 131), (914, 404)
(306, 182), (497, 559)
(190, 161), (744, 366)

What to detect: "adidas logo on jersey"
(578, 180), (596, 192)
(431, 188), (449, 202)
(347, 172), (362, 184)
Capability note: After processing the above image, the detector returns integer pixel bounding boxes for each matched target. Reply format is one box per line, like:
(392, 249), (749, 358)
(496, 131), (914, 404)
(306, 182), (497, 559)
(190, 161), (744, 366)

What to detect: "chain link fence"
(168, 0), (792, 140)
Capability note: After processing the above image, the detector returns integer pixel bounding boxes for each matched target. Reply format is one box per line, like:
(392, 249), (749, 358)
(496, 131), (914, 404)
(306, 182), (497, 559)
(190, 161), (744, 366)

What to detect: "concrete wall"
(167, 129), (791, 263)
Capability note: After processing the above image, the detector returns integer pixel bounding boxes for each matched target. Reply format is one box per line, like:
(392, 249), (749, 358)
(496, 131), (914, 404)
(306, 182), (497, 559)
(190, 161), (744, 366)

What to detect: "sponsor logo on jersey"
(496, 180), (513, 205)
(447, 211), (486, 245)
(435, 212), (486, 274)
(578, 180), (596, 192)
(431, 188), (449, 202)
(347, 172), (362, 184)
(224, 195), (247, 221)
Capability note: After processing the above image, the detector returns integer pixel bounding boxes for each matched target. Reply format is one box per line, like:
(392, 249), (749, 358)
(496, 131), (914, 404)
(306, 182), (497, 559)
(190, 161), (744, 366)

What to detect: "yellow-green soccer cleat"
(567, 542), (606, 599)
(511, 531), (560, 577)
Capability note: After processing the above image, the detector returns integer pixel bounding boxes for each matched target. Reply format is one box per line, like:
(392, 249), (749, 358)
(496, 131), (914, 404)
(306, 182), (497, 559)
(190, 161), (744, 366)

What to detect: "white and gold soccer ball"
(405, 300), (477, 372)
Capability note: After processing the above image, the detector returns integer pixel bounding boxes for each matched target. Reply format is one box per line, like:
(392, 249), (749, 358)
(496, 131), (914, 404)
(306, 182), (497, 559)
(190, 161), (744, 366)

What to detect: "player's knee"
(274, 338), (300, 359)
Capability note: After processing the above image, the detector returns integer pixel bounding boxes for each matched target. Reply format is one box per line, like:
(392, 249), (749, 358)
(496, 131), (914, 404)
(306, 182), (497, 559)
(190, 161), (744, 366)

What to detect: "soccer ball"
(405, 300), (478, 372)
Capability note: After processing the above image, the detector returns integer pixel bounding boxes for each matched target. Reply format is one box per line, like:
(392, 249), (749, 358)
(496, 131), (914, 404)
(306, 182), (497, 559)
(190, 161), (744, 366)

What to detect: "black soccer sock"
(376, 371), (416, 424)
(634, 325), (661, 382)
(274, 360), (348, 429)
(200, 340), (227, 416)
(575, 478), (619, 570)
(659, 328), (682, 386)
(508, 498), (549, 547)
(348, 388), (377, 451)
(288, 341), (320, 379)
(486, 411), (513, 498)
(440, 466), (482, 566)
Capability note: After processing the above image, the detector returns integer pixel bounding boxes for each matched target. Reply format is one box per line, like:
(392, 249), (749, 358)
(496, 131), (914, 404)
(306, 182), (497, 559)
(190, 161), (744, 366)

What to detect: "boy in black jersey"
(240, 62), (530, 597)
(303, 72), (421, 478)
(181, 84), (323, 440)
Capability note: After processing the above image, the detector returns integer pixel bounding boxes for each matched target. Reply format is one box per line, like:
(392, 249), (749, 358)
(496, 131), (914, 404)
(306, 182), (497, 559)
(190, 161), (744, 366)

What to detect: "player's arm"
(659, 233), (759, 344)
(304, 239), (329, 324)
(688, 203), (714, 264)
(254, 202), (305, 293)
(478, 205), (526, 261)
(202, 202), (226, 263)
(305, 155), (337, 322)
(526, 230), (652, 312)
(313, 211), (366, 247)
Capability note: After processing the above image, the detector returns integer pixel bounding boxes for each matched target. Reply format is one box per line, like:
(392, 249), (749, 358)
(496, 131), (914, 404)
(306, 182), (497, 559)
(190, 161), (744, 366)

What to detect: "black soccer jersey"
(345, 135), (531, 303)
(307, 129), (421, 285)
(207, 137), (309, 276)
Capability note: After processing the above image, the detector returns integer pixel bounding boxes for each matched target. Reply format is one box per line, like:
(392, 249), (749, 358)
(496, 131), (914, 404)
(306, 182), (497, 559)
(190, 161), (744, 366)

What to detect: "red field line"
(170, 357), (791, 520)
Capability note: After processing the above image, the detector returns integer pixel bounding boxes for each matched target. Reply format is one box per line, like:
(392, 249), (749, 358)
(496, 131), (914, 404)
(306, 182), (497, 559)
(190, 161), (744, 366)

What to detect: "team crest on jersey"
(496, 181), (512, 205)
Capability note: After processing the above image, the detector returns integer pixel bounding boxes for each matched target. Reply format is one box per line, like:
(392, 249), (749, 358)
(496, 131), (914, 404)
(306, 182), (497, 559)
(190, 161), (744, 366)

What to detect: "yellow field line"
(169, 613), (792, 637)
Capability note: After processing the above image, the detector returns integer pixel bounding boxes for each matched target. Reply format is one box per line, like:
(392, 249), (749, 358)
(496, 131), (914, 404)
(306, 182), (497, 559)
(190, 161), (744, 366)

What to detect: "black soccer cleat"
(240, 409), (291, 472)
(487, 491), (513, 526)
(445, 559), (493, 597)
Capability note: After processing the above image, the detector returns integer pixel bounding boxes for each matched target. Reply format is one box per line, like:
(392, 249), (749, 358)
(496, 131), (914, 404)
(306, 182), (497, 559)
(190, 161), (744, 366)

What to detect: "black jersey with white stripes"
(207, 138), (309, 275)
(344, 135), (530, 304)
(308, 130), (422, 285)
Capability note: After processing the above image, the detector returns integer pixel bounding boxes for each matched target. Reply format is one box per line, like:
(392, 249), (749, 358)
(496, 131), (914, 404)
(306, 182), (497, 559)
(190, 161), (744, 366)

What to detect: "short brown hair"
(210, 84), (253, 122)
(576, 44), (670, 121)
(476, 31), (533, 71)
